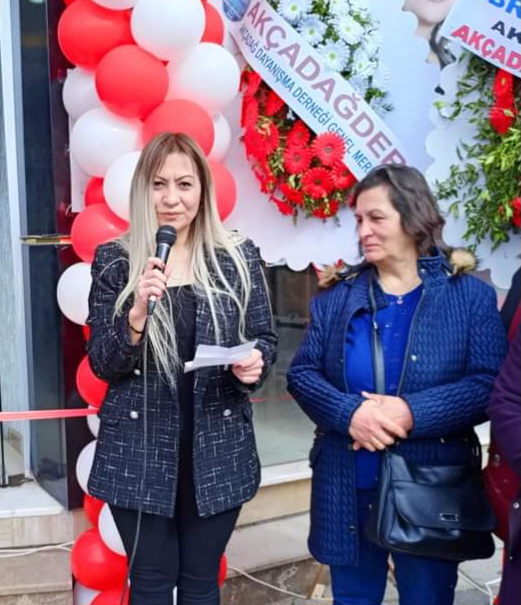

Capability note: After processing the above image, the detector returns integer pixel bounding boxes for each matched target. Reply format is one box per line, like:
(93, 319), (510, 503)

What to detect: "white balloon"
(73, 581), (100, 605)
(103, 150), (141, 222)
(208, 114), (232, 162)
(99, 504), (126, 555)
(62, 68), (101, 121)
(87, 406), (100, 439)
(166, 43), (240, 114)
(131, 0), (205, 62)
(92, 0), (137, 8)
(75, 440), (97, 494)
(56, 262), (92, 326)
(70, 107), (141, 178)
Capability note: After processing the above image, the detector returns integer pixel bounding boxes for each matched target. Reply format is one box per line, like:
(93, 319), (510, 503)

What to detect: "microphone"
(147, 225), (177, 316)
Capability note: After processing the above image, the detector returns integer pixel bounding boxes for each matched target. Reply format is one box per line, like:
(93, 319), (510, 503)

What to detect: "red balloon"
(76, 355), (108, 408)
(71, 528), (128, 591)
(201, 4), (225, 45)
(142, 100), (215, 156)
(58, 0), (133, 70)
(92, 587), (129, 605)
(83, 493), (104, 526)
(82, 324), (91, 341)
(85, 177), (106, 207)
(71, 203), (128, 263)
(218, 553), (227, 587)
(208, 161), (237, 221)
(96, 45), (168, 119)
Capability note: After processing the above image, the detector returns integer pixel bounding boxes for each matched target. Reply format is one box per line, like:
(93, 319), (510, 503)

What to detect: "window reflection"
(254, 265), (318, 467)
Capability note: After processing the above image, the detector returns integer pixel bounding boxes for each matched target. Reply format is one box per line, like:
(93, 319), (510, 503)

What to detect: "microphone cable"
(119, 317), (150, 605)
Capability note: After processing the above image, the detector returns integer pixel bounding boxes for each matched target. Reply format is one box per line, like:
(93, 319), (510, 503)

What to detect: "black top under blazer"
(86, 238), (278, 518)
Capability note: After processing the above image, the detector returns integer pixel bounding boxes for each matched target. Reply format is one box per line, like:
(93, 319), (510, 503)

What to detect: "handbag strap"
(369, 275), (385, 395)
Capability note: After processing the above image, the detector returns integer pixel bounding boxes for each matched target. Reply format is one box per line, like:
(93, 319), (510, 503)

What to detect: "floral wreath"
(240, 0), (392, 222)
(435, 53), (520, 249)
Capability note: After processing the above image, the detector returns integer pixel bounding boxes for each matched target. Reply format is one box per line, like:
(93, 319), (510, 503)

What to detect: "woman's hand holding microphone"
(128, 257), (171, 342)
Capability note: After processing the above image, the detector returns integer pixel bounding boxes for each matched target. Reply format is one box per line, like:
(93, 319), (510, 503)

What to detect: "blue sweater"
(347, 285), (423, 488)
(287, 252), (507, 565)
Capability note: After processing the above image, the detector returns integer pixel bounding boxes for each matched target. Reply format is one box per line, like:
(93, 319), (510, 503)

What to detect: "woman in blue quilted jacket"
(287, 164), (507, 605)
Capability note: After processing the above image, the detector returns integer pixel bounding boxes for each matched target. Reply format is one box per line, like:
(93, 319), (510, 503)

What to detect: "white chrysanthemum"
(352, 6), (370, 22)
(298, 15), (327, 45)
(328, 0), (351, 17)
(364, 30), (383, 59)
(371, 64), (390, 91)
(278, 0), (311, 24)
(369, 96), (388, 117)
(334, 14), (364, 45)
(349, 74), (369, 97)
(352, 48), (376, 78)
(318, 40), (351, 72)
(350, 0), (370, 10)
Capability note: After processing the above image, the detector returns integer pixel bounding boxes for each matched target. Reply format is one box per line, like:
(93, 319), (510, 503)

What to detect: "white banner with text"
(440, 0), (521, 76)
(223, 0), (411, 180)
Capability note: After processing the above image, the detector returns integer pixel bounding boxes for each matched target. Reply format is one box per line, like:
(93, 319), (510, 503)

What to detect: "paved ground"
(271, 539), (503, 605)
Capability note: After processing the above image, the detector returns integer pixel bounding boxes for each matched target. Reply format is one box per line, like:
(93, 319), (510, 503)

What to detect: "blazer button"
(513, 502), (520, 509)
(223, 409), (232, 417)
(129, 410), (139, 419)
(133, 368), (141, 376)
(410, 354), (418, 362)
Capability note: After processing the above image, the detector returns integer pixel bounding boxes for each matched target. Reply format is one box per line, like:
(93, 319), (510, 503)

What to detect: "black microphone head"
(156, 225), (177, 247)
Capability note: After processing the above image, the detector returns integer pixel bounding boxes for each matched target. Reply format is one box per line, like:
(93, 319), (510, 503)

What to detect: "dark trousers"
(110, 441), (240, 605)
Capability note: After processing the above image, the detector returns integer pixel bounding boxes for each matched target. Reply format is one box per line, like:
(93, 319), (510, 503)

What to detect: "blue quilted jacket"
(287, 252), (507, 565)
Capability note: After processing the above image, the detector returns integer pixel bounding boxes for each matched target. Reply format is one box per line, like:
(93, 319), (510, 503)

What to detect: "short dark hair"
(351, 164), (447, 257)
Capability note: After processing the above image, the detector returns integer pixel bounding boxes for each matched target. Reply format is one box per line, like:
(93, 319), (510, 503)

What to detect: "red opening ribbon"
(0, 408), (98, 423)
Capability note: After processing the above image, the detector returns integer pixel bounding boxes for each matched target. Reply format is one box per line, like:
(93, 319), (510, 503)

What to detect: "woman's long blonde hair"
(113, 132), (252, 379)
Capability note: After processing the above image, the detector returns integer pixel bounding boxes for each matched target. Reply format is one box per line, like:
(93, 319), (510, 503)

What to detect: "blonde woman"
(86, 132), (278, 605)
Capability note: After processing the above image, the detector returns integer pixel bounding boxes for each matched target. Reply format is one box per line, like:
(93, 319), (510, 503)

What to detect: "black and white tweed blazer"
(86, 239), (278, 517)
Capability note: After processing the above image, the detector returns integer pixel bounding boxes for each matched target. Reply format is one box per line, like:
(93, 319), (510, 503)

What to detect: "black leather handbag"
(363, 279), (496, 562)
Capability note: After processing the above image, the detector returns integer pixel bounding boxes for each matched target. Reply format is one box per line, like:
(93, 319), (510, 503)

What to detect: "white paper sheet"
(184, 340), (257, 373)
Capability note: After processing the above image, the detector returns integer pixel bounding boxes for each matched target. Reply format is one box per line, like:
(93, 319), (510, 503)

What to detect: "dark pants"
(330, 490), (458, 605)
(110, 441), (240, 605)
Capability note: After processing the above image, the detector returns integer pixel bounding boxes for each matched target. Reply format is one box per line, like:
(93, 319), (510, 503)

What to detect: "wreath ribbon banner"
(439, 0), (521, 77)
(222, 0), (412, 180)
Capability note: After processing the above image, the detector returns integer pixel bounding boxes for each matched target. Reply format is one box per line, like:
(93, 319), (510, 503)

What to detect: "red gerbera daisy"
(332, 161), (357, 190)
(265, 90), (285, 117)
(287, 121), (311, 147)
(280, 182), (305, 205)
(241, 69), (262, 99)
(493, 69), (514, 106)
(243, 128), (268, 161)
(312, 200), (340, 219)
(241, 98), (259, 129)
(489, 106), (515, 134)
(271, 196), (295, 216)
(301, 167), (335, 199)
(258, 121), (280, 153)
(311, 132), (345, 166)
(283, 145), (312, 175)
(258, 168), (277, 193)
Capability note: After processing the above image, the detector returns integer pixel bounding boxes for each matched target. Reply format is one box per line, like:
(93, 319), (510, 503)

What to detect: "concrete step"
(0, 483), (73, 603)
